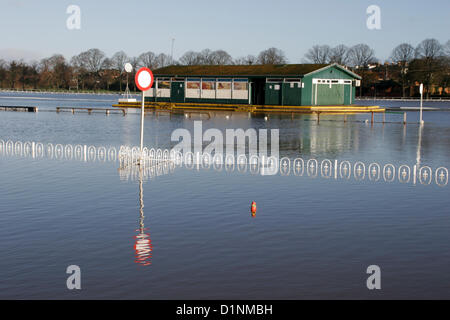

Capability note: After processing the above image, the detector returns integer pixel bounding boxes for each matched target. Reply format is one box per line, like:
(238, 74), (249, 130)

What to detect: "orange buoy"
(251, 201), (257, 214)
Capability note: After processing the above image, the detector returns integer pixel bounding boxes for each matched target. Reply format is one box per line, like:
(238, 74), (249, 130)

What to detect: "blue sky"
(0, 0), (449, 62)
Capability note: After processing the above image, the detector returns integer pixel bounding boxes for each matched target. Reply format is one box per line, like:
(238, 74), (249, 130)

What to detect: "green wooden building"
(145, 63), (361, 106)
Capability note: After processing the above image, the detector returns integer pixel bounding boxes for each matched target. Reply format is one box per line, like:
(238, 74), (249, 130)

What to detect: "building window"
(267, 78), (283, 83)
(217, 82), (231, 90)
(158, 80), (171, 89)
(284, 78), (301, 82)
(187, 80), (200, 89)
(202, 81), (215, 90)
(234, 82), (248, 90)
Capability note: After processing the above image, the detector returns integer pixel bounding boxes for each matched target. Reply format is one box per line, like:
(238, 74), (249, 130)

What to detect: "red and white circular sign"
(135, 67), (154, 91)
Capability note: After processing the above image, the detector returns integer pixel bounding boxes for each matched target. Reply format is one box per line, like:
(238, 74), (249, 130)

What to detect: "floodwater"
(0, 92), (449, 300)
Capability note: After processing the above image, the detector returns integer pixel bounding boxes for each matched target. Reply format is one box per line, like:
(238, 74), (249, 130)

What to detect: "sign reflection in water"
(134, 166), (152, 266)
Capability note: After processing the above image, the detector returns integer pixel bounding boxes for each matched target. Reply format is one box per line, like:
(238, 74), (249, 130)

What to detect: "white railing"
(0, 139), (448, 187)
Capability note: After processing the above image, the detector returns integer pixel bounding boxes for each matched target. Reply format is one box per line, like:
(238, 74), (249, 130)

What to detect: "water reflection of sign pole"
(134, 166), (152, 266)
(414, 124), (423, 185)
(419, 83), (424, 125)
(135, 67), (154, 163)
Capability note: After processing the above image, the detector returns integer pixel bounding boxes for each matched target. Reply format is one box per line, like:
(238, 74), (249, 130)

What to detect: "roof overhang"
(304, 63), (362, 80)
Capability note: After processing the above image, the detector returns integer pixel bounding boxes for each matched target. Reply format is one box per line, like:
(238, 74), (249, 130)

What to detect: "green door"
(316, 83), (345, 105)
(344, 85), (351, 105)
(265, 83), (282, 105)
(283, 82), (302, 106)
(171, 82), (185, 103)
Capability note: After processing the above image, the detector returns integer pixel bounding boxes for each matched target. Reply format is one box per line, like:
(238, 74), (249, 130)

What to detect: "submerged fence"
(0, 139), (448, 187)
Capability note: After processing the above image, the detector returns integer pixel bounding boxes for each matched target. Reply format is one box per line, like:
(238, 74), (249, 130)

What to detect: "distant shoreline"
(356, 97), (450, 102)
(0, 89), (448, 102)
(0, 88), (139, 97)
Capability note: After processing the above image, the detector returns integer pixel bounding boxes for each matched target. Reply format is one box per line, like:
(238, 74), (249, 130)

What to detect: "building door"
(315, 80), (344, 106)
(265, 82), (282, 105)
(251, 79), (265, 105)
(171, 82), (185, 103)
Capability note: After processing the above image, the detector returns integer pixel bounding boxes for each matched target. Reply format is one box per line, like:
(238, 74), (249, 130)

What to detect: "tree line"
(0, 39), (448, 98)
(0, 48), (287, 93)
(303, 39), (450, 98)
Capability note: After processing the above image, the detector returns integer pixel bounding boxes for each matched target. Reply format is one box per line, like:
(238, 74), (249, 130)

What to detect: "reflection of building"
(144, 64), (361, 106)
(295, 117), (359, 156)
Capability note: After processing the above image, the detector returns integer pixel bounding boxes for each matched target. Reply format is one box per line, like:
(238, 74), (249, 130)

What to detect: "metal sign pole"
(135, 67), (154, 164)
(140, 90), (145, 161)
(420, 83), (424, 125)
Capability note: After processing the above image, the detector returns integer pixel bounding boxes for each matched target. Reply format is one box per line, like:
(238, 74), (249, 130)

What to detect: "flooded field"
(0, 92), (449, 299)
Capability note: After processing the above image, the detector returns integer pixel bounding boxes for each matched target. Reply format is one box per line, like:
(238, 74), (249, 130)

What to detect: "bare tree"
(70, 49), (106, 90)
(111, 51), (128, 91)
(234, 55), (258, 65)
(179, 51), (202, 65)
(180, 49), (233, 65)
(444, 40), (450, 57)
(391, 43), (415, 97)
(329, 45), (349, 65)
(52, 56), (72, 89)
(257, 48), (287, 65)
(111, 51), (128, 71)
(199, 49), (215, 64)
(70, 54), (87, 90)
(211, 50), (233, 65)
(7, 60), (21, 88)
(127, 57), (140, 91)
(78, 48), (106, 73)
(414, 39), (443, 98)
(0, 59), (7, 87)
(347, 44), (377, 97)
(347, 44), (376, 68)
(304, 45), (331, 64)
(28, 60), (40, 89)
(138, 51), (158, 69)
(156, 53), (171, 68)
(415, 38), (443, 60)
(392, 43), (415, 64)
(99, 58), (114, 90)
(36, 55), (69, 89)
(17, 61), (30, 90)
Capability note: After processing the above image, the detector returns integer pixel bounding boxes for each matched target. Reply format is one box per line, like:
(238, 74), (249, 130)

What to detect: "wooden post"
(317, 112), (320, 124)
(371, 112), (374, 124)
(56, 107), (60, 113)
(403, 112), (407, 125)
(344, 114), (347, 123)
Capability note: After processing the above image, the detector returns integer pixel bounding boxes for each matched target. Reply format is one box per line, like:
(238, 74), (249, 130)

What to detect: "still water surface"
(0, 92), (449, 299)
